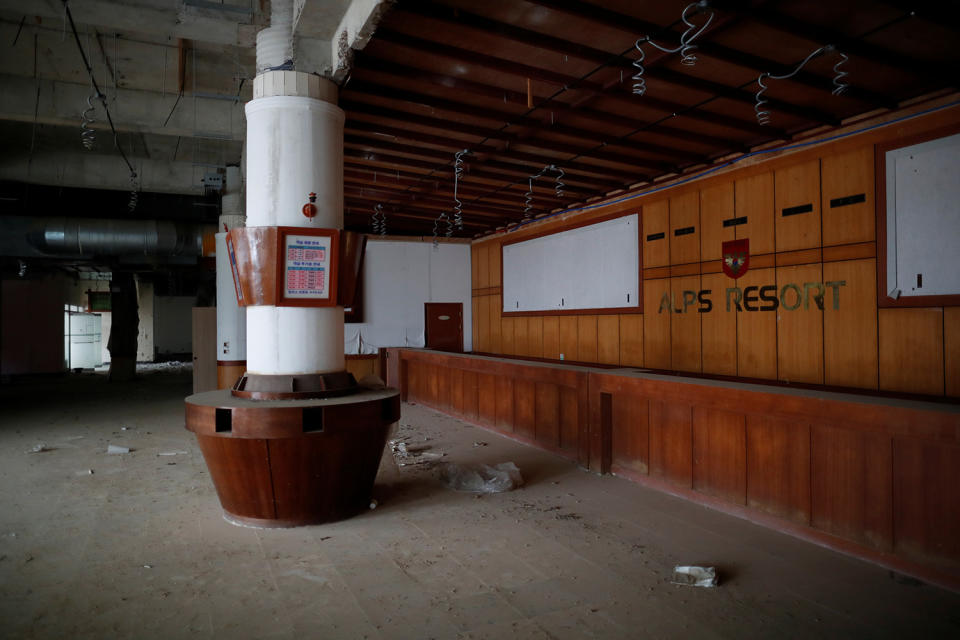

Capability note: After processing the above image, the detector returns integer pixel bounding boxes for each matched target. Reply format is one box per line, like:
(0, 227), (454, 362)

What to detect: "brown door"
(424, 303), (463, 352)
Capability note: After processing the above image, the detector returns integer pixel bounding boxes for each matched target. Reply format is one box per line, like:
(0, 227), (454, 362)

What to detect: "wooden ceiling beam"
(523, 0), (897, 109)
(341, 96), (704, 164)
(371, 29), (778, 137)
(344, 72), (741, 150)
(345, 131), (647, 185)
(344, 101), (677, 173)
(395, 2), (842, 126)
(344, 179), (526, 219)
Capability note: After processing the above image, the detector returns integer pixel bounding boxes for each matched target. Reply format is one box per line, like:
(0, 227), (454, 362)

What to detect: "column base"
(231, 371), (357, 400)
(185, 388), (400, 527)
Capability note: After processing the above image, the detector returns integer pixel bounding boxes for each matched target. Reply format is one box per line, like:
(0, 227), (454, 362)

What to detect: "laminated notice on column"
(284, 234), (331, 299)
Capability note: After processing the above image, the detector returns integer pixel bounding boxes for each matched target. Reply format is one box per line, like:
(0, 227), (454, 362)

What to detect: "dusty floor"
(1, 370), (959, 640)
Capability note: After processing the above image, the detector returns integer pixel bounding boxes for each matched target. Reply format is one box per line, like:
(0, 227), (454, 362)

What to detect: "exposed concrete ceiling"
(0, 0), (387, 203)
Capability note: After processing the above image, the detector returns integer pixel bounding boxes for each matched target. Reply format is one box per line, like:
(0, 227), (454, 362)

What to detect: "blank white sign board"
(502, 214), (639, 312)
(885, 132), (960, 297)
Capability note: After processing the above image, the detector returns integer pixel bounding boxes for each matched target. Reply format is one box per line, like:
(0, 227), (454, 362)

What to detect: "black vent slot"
(782, 203), (813, 217)
(646, 232), (665, 241)
(302, 407), (324, 433)
(723, 216), (747, 228)
(830, 193), (866, 208)
(674, 226), (695, 237)
(215, 408), (232, 433)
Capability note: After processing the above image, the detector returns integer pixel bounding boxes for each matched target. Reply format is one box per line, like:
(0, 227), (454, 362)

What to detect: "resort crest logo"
(722, 239), (749, 279)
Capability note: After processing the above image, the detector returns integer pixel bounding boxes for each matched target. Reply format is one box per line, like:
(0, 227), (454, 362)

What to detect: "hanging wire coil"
(832, 51), (849, 96)
(432, 211), (453, 249)
(372, 203), (387, 236)
(754, 45), (847, 126)
(127, 171), (139, 213)
(631, 39), (647, 96)
(552, 165), (565, 199)
(453, 149), (468, 231)
(638, 0), (714, 76)
(80, 91), (99, 150)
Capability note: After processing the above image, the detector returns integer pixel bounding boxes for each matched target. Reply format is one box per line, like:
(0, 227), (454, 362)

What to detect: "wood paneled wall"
(472, 109), (960, 399)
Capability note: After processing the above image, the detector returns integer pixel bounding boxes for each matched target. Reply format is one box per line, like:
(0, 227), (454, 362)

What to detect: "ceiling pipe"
(22, 217), (213, 257)
(256, 0), (294, 72)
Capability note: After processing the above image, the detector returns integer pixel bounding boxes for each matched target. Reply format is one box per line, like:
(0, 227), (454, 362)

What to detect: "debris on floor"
(671, 565), (718, 587)
(157, 450), (188, 456)
(390, 437), (446, 467)
(473, 441), (488, 447)
(107, 445), (131, 454)
(28, 443), (51, 453)
(439, 461), (524, 493)
(75, 469), (94, 476)
(369, 499), (378, 510)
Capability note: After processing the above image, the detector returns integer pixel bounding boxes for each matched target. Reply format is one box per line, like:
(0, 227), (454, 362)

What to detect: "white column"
(216, 166), (246, 364)
(244, 71), (345, 375)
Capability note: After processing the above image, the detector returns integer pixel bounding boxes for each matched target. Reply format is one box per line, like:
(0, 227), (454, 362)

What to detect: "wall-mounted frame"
(226, 226), (340, 308)
(500, 210), (642, 317)
(876, 123), (960, 308)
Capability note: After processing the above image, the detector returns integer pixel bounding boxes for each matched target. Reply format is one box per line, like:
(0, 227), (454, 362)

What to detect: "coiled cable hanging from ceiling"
(80, 90), (99, 150)
(754, 45), (848, 126)
(127, 171), (139, 213)
(632, 0), (714, 95)
(372, 203), (387, 236)
(453, 149), (468, 231)
(432, 211), (452, 249)
(552, 165), (565, 199)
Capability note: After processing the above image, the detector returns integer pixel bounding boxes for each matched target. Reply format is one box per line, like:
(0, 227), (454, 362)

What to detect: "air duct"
(24, 217), (210, 257)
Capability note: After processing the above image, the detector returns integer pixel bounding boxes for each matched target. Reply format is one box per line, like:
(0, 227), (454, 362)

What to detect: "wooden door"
(192, 307), (217, 393)
(425, 303), (463, 352)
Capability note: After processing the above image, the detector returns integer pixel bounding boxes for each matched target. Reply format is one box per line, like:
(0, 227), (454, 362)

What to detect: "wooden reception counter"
(393, 348), (960, 589)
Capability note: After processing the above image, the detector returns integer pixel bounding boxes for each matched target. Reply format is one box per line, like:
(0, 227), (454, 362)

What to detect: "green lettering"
(803, 282), (825, 311)
(726, 287), (743, 312)
(825, 280), (846, 310)
(780, 283), (802, 310)
(682, 290), (697, 313)
(658, 291), (672, 314)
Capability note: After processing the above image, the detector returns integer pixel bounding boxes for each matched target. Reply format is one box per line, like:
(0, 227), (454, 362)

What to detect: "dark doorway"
(424, 303), (463, 352)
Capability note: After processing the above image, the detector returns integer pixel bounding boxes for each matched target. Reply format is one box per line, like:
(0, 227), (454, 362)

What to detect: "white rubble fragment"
(671, 566), (718, 587)
(107, 445), (130, 454)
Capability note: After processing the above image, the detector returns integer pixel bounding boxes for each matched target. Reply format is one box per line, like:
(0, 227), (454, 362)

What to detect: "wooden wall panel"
(559, 387), (579, 453)
(527, 316), (544, 359)
(577, 315), (599, 363)
(776, 263), (824, 384)
(811, 425), (892, 550)
(462, 370), (478, 421)
(477, 295), (490, 353)
(477, 373), (497, 426)
(597, 315), (620, 365)
(437, 366), (452, 411)
(612, 393), (649, 474)
(535, 382), (560, 449)
(823, 259), (878, 389)
(692, 408), (746, 505)
(642, 200), (670, 268)
(669, 191), (700, 265)
(944, 308), (960, 398)
(649, 400), (693, 488)
(700, 182), (735, 261)
(736, 267), (778, 379)
(427, 366), (439, 405)
(471, 245), (479, 289)
(450, 367), (464, 415)
(559, 316), (578, 362)
(514, 316), (529, 358)
(471, 297), (479, 352)
(619, 314), (643, 367)
(543, 316), (560, 360)
(500, 316), (516, 356)
(878, 308), (944, 395)
(746, 415), (811, 524)
(893, 439), (960, 568)
(734, 171), (775, 254)
(495, 375), (514, 431)
(700, 272), (737, 376)
(514, 379), (536, 440)
(671, 275), (701, 373)
(489, 294), (502, 354)
(489, 241), (501, 287)
(644, 279), (671, 369)
(477, 243), (490, 288)
(775, 160), (822, 252)
(821, 146), (875, 246)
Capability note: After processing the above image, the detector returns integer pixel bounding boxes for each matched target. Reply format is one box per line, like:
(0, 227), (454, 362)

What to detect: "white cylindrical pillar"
(217, 166), (246, 369)
(244, 72), (345, 376)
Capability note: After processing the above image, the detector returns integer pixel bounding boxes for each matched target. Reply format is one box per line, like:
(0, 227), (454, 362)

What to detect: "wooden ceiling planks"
(340, 0), (959, 237)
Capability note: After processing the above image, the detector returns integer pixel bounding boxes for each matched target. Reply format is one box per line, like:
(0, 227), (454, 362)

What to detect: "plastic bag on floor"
(439, 462), (523, 493)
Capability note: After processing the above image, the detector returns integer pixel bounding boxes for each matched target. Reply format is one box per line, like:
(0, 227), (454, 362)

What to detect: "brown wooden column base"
(185, 388), (400, 527)
(217, 361), (246, 390)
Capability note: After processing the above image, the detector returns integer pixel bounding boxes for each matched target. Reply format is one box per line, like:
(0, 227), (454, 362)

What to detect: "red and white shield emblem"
(722, 239), (749, 279)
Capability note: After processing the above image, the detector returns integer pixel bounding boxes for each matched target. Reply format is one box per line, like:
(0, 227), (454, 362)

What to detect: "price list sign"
(284, 234), (332, 299)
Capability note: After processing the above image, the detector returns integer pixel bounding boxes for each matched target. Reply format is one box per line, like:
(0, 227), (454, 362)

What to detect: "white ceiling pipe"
(256, 0), (295, 72)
